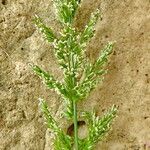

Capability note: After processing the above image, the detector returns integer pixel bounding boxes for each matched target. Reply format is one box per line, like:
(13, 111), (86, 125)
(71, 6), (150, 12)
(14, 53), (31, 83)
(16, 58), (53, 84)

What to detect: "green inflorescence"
(32, 0), (117, 149)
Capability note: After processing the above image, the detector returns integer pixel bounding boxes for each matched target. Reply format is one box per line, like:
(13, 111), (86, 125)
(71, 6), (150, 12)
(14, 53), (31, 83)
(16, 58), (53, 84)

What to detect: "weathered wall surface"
(0, 0), (150, 149)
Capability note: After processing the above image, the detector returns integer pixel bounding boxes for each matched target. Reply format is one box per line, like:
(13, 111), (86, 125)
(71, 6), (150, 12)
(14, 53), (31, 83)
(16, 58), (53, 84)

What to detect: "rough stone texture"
(0, 0), (150, 150)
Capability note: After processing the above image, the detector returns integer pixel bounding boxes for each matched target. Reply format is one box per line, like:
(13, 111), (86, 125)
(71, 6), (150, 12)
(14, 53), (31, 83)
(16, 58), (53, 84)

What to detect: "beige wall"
(0, 0), (150, 149)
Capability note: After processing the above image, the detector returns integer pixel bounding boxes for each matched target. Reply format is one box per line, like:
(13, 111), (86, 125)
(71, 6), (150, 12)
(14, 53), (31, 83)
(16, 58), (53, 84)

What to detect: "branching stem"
(73, 100), (78, 150)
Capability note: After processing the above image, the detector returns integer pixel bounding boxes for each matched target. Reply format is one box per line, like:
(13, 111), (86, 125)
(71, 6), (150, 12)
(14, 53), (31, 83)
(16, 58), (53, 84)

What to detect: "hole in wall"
(113, 51), (116, 55)
(67, 121), (86, 137)
(40, 57), (43, 61)
(144, 116), (149, 120)
(2, 0), (7, 5)
(105, 35), (108, 38)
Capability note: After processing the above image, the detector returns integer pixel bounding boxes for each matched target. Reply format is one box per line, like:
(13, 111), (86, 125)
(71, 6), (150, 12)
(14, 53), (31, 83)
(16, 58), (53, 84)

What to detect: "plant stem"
(73, 100), (78, 150)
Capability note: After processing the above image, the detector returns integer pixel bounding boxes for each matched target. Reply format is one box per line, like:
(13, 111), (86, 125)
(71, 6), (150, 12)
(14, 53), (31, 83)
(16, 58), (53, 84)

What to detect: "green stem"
(73, 100), (78, 150)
